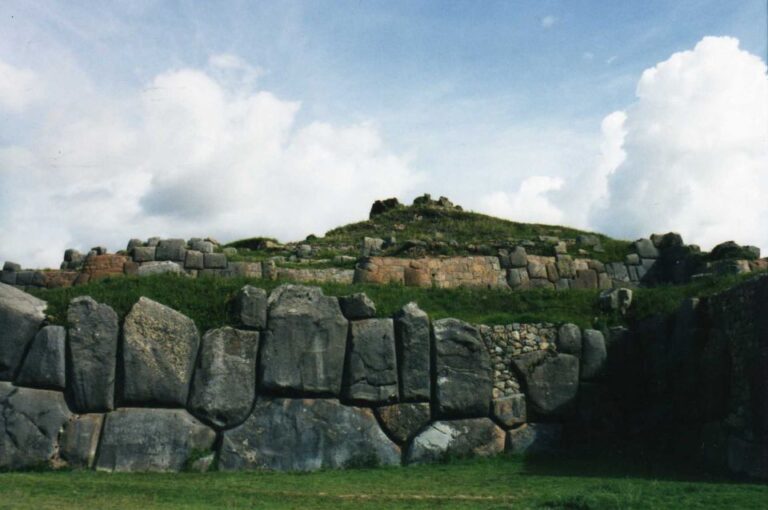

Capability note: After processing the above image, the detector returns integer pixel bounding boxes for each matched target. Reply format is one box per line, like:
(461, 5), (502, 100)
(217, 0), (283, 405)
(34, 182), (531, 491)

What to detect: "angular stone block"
(188, 327), (259, 429)
(512, 352), (579, 417)
(581, 329), (607, 381)
(155, 239), (187, 262)
(509, 247), (528, 268)
(406, 418), (505, 464)
(220, 398), (400, 471)
(233, 285), (267, 329)
(260, 285), (348, 396)
(60, 414), (103, 469)
(343, 319), (398, 404)
(96, 409), (215, 472)
(492, 394), (527, 428)
(433, 318), (492, 418)
(15, 325), (66, 390)
(394, 302), (431, 401)
(0, 283), (46, 380)
(556, 323), (582, 356)
(132, 246), (156, 263)
(67, 296), (119, 412)
(374, 402), (431, 444)
(339, 293), (377, 320)
(184, 250), (204, 270)
(137, 261), (184, 276)
(122, 297), (200, 406)
(203, 252), (227, 269)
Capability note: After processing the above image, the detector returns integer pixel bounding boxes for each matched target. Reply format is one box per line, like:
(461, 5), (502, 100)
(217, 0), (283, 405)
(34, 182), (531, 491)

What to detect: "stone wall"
(354, 256), (507, 288)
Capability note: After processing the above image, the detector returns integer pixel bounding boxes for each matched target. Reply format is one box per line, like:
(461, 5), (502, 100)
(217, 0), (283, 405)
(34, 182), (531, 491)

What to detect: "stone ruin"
(0, 275), (766, 478)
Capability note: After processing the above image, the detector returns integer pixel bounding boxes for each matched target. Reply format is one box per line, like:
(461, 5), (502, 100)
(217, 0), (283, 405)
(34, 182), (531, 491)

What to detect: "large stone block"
(260, 285), (348, 396)
(556, 323), (582, 356)
(96, 408), (215, 472)
(509, 246), (528, 268)
(184, 250), (205, 270)
(67, 296), (119, 412)
(405, 418), (506, 464)
(15, 325), (66, 390)
(132, 246), (156, 263)
(122, 297), (200, 406)
(155, 239), (187, 262)
(0, 283), (46, 380)
(137, 261), (184, 276)
(506, 423), (563, 454)
(339, 293), (377, 320)
(512, 352), (579, 417)
(188, 327), (259, 429)
(394, 302), (431, 401)
(233, 285), (267, 329)
(634, 238), (659, 259)
(374, 402), (431, 444)
(0, 382), (72, 469)
(343, 319), (398, 404)
(433, 318), (492, 418)
(60, 414), (103, 469)
(219, 398), (400, 471)
(492, 394), (527, 428)
(580, 329), (607, 380)
(203, 252), (227, 269)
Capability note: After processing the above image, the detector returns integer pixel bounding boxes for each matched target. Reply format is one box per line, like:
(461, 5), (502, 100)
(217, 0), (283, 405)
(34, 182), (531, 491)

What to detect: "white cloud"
(591, 36), (768, 251)
(540, 16), (556, 29)
(480, 176), (565, 225)
(0, 58), (421, 267)
(0, 59), (43, 112)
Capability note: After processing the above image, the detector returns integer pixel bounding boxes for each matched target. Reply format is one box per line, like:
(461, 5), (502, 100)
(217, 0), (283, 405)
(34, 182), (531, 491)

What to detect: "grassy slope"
(0, 455), (765, 509)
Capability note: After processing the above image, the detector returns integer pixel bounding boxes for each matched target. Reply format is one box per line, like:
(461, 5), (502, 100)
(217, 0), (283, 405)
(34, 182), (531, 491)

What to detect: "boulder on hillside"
(369, 197), (401, 218)
(188, 327), (260, 429)
(0, 382), (72, 469)
(394, 302), (431, 401)
(96, 408), (215, 472)
(67, 296), (119, 412)
(260, 285), (348, 396)
(512, 351), (579, 417)
(374, 402), (431, 444)
(343, 319), (398, 404)
(405, 418), (506, 464)
(219, 398), (400, 471)
(122, 297), (200, 406)
(0, 283), (46, 380)
(15, 325), (66, 390)
(433, 318), (492, 418)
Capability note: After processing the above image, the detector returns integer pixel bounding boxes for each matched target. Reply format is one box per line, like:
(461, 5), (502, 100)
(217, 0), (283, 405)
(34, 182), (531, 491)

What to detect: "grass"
(0, 454), (765, 509)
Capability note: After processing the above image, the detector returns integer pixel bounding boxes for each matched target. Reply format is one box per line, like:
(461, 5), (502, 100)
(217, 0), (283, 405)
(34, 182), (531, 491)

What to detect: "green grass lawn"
(0, 454), (764, 509)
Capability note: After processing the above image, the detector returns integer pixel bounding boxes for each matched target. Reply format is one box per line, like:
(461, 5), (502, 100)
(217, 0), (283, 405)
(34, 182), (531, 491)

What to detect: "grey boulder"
(374, 402), (431, 444)
(394, 302), (431, 401)
(137, 261), (183, 276)
(260, 285), (348, 396)
(406, 418), (506, 464)
(492, 394), (527, 428)
(580, 329), (607, 380)
(556, 323), (582, 356)
(339, 293), (377, 320)
(0, 283), (46, 380)
(60, 414), (103, 469)
(0, 382), (72, 469)
(155, 239), (187, 262)
(219, 398), (400, 471)
(233, 285), (267, 329)
(512, 352), (579, 417)
(122, 297), (200, 406)
(96, 408), (215, 472)
(188, 327), (259, 429)
(15, 325), (66, 390)
(433, 318), (492, 418)
(343, 319), (398, 404)
(67, 296), (119, 411)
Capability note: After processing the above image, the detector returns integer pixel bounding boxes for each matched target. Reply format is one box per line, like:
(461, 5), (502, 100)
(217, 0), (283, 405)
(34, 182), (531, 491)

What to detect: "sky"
(1, 0), (767, 267)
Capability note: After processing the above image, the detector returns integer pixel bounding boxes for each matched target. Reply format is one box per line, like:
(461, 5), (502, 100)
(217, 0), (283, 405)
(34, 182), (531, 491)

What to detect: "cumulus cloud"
(480, 176), (564, 225)
(0, 57), (420, 267)
(591, 36), (768, 251)
(0, 60), (42, 112)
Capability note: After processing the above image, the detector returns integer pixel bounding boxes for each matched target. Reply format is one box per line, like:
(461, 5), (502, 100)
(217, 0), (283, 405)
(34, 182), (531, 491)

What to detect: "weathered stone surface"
(81, 254), (128, 281)
(137, 261), (184, 276)
(361, 237), (385, 257)
(190, 239), (214, 254)
(572, 269), (598, 289)
(406, 418), (505, 464)
(434, 318), (492, 418)
(339, 293), (377, 320)
(527, 260), (546, 279)
(394, 302), (431, 401)
(492, 394), (527, 428)
(260, 285), (348, 396)
(132, 246), (156, 263)
(188, 327), (259, 429)
(512, 352), (579, 417)
(60, 414), (103, 469)
(507, 267), (530, 288)
(556, 323), (582, 356)
(204, 252), (227, 269)
(580, 329), (607, 380)
(220, 398), (400, 471)
(96, 409), (215, 472)
(509, 247), (528, 268)
(0, 270), (16, 285)
(343, 319), (398, 404)
(0, 283), (46, 380)
(233, 285), (267, 329)
(67, 296), (119, 412)
(155, 239), (187, 262)
(122, 297), (200, 406)
(634, 238), (659, 259)
(606, 262), (629, 282)
(374, 402), (431, 444)
(15, 325), (66, 390)
(506, 423), (563, 454)
(0, 382), (72, 469)
(184, 250), (204, 270)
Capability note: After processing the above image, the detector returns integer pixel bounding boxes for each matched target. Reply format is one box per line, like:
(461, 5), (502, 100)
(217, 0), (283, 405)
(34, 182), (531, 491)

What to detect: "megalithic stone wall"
(0, 277), (766, 479)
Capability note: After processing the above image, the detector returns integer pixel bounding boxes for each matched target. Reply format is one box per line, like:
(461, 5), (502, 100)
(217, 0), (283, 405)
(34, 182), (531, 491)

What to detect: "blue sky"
(1, 1), (767, 266)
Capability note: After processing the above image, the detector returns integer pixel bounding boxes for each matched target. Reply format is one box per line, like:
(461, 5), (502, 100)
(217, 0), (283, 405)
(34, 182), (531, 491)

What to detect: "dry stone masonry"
(0, 275), (766, 479)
